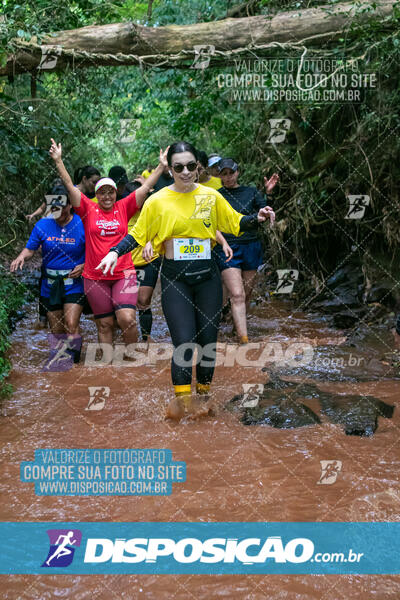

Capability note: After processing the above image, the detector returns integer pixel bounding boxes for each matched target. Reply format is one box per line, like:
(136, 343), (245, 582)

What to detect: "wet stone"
(320, 395), (395, 437)
(228, 375), (395, 436)
(243, 396), (321, 428)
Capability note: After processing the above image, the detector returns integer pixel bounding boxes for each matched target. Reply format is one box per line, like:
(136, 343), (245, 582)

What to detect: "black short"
(41, 293), (86, 313)
(136, 257), (162, 289)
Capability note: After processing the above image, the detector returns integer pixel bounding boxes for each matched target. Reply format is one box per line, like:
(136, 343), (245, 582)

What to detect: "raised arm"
(49, 139), (81, 207)
(240, 206), (275, 231)
(264, 173), (279, 195)
(216, 191), (275, 236)
(135, 147), (169, 208)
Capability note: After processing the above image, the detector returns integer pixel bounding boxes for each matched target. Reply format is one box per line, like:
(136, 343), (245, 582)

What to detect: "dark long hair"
(167, 142), (198, 166)
(197, 150), (208, 169)
(73, 165), (101, 185)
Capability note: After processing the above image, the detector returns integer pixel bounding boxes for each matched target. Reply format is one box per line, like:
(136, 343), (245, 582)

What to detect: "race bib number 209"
(173, 238), (211, 261)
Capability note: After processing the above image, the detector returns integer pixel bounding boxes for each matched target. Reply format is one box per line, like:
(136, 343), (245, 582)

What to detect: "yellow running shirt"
(128, 184), (244, 256)
(202, 176), (222, 190)
(128, 211), (159, 267)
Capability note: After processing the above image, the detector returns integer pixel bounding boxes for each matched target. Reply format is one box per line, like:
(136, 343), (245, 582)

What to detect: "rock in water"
(320, 395), (395, 436)
(229, 374), (394, 435)
(243, 397), (321, 428)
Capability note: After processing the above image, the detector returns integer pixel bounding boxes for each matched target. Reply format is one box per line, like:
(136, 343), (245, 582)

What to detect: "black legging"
(161, 260), (222, 386)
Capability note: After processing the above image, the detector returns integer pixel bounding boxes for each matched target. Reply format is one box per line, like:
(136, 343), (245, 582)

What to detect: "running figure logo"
(42, 334), (82, 372)
(267, 119), (291, 143)
(275, 269), (299, 294)
(44, 194), (67, 219)
(345, 195), (370, 219)
(240, 383), (264, 408)
(121, 269), (138, 295)
(317, 460), (342, 485)
(120, 118), (141, 144)
(42, 529), (82, 567)
(86, 386), (110, 411)
(38, 45), (62, 71)
(192, 45), (215, 69)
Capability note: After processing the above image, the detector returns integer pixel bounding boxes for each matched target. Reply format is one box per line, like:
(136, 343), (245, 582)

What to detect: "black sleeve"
(239, 214), (259, 232)
(110, 234), (139, 257)
(253, 188), (268, 211)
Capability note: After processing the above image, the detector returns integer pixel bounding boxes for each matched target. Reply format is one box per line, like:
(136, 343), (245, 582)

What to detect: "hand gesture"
(264, 172), (279, 194)
(95, 251), (118, 276)
(159, 146), (170, 169)
(257, 206), (275, 227)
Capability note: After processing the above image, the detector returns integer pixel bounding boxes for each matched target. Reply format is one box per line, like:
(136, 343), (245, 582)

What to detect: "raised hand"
(49, 138), (62, 162)
(264, 172), (279, 194)
(159, 146), (170, 169)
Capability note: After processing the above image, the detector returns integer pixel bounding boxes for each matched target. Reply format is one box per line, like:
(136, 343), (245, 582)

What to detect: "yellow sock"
(174, 384), (191, 396)
(239, 335), (249, 345)
(174, 385), (191, 407)
(196, 383), (210, 395)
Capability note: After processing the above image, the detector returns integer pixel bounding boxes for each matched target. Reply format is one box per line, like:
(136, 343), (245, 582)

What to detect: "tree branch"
(1, 0), (396, 76)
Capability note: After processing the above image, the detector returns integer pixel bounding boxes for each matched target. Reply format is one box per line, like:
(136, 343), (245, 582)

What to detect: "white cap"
(95, 177), (117, 193)
(208, 156), (221, 168)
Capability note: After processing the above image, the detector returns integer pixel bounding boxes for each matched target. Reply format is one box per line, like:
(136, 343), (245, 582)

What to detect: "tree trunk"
(2, 0), (396, 76)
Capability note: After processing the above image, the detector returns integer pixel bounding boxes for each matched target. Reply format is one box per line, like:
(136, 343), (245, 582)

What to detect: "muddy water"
(1, 288), (400, 599)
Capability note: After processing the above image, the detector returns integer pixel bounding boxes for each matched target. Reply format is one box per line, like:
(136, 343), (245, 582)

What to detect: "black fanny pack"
(162, 258), (214, 285)
(183, 265), (213, 285)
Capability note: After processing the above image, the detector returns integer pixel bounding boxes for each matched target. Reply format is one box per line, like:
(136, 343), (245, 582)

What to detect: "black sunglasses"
(171, 162), (198, 173)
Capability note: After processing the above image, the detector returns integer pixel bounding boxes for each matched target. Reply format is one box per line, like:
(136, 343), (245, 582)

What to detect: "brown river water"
(1, 281), (400, 599)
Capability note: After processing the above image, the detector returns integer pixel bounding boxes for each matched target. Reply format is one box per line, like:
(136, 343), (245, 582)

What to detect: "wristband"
(240, 214), (259, 232)
(110, 234), (139, 257)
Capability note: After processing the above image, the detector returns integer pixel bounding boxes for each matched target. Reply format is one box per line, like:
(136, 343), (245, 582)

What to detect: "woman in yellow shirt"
(97, 141), (275, 419)
(197, 150), (222, 190)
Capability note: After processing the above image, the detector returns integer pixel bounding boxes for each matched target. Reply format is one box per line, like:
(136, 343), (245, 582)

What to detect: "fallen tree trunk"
(1, 0), (396, 76)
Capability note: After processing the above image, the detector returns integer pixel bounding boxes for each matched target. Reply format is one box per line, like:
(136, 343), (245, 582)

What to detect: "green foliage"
(0, 0), (399, 271)
(0, 270), (28, 396)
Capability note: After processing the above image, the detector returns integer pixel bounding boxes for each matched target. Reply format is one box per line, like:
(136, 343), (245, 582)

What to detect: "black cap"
(108, 165), (128, 185)
(218, 158), (238, 172)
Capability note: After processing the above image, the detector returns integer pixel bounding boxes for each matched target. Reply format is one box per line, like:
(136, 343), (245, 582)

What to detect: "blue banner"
(0, 522), (398, 574)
